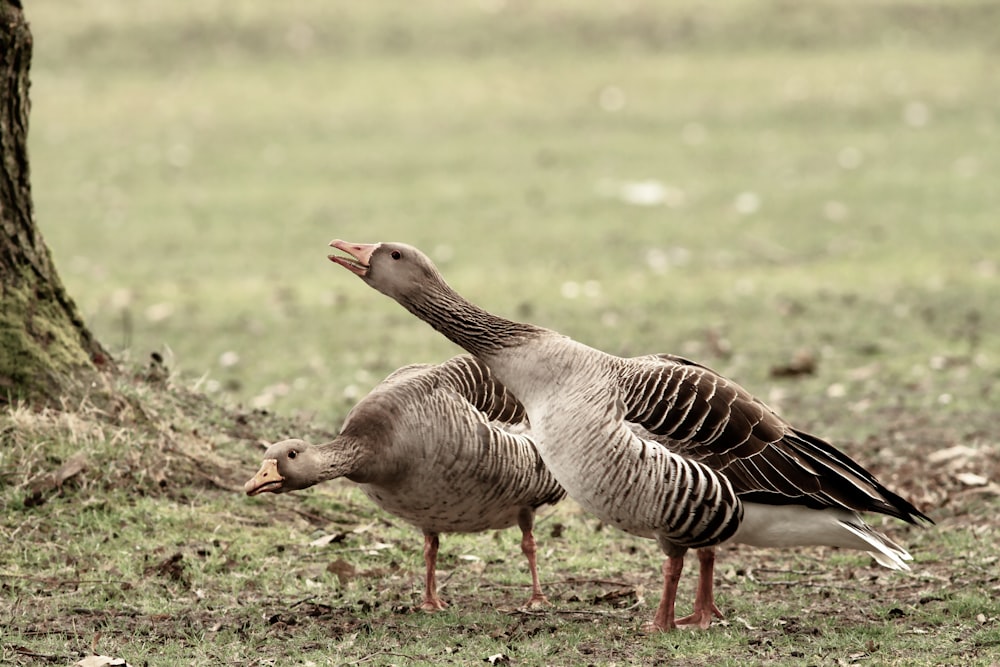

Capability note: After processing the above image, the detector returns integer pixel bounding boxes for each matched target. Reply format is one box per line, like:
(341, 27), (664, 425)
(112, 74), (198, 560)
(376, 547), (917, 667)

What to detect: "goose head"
(245, 438), (329, 496)
(328, 240), (446, 305)
(328, 238), (547, 358)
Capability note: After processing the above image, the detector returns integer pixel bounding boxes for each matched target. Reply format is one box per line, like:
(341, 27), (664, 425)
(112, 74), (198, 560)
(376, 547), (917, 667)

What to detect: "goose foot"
(419, 597), (449, 612)
(641, 619), (676, 633)
(522, 593), (550, 609)
(674, 603), (723, 630)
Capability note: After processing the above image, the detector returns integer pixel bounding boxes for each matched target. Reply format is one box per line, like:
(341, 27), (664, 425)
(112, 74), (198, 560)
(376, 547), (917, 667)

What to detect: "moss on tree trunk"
(1, 0), (112, 405)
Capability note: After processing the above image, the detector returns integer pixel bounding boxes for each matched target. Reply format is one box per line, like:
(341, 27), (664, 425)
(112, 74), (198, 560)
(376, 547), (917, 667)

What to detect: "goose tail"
(836, 519), (913, 571)
(734, 503), (916, 571)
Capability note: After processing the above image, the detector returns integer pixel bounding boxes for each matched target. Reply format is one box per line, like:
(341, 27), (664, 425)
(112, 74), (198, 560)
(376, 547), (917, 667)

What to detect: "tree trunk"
(1, 0), (113, 405)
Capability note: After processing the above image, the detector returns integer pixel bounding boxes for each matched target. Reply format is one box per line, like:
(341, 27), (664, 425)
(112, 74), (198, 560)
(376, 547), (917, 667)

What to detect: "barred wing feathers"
(621, 354), (931, 525)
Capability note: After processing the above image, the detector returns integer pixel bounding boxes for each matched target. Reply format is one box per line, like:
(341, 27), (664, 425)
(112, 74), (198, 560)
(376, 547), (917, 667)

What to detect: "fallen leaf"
(143, 553), (186, 585)
(24, 453), (89, 507)
(54, 453), (89, 485)
(956, 472), (988, 487)
(927, 445), (980, 465)
(76, 656), (132, 667)
(592, 587), (639, 608)
(958, 482), (1000, 497)
(327, 559), (357, 585)
(310, 532), (347, 547)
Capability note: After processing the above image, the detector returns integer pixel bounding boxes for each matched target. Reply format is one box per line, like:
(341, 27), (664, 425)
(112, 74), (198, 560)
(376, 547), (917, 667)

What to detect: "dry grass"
(2, 366), (999, 666)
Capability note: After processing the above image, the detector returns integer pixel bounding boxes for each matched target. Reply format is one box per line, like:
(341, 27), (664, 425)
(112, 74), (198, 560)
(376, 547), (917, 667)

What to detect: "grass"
(1, 389), (998, 666)
(4, 0), (1000, 664)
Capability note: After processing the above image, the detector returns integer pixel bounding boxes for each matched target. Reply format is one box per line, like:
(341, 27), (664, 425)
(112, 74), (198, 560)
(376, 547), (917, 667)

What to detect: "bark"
(1, 0), (113, 405)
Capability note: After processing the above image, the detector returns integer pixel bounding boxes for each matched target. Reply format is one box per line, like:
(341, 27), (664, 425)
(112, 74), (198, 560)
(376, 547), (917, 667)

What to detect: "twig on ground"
(551, 577), (635, 587)
(341, 651), (416, 665)
(0, 573), (132, 588)
(751, 567), (817, 576)
(8, 645), (65, 663)
(508, 599), (643, 618)
(289, 595), (319, 608)
(750, 579), (872, 594)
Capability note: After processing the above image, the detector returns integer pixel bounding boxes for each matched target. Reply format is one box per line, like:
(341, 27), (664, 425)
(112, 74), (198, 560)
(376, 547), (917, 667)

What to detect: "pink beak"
(328, 239), (379, 277)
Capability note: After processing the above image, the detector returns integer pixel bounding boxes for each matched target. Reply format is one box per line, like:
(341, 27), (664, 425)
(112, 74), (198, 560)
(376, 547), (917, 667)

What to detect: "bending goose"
(328, 240), (932, 632)
(244, 355), (565, 611)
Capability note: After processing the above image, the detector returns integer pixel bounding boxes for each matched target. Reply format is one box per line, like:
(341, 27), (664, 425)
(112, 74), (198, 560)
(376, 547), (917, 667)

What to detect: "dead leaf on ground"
(592, 587), (639, 608)
(955, 472), (989, 487)
(326, 559), (399, 586)
(770, 350), (817, 378)
(327, 558), (357, 585)
(927, 444), (981, 466)
(143, 552), (187, 585)
(24, 452), (89, 507)
(75, 656), (132, 667)
(310, 532), (348, 547)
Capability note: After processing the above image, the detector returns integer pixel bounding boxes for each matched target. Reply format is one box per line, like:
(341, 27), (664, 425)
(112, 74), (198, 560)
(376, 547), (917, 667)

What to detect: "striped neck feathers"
(395, 275), (547, 357)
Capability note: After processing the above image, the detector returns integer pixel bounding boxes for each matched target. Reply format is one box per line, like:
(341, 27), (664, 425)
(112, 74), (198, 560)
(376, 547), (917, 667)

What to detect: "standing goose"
(328, 240), (932, 632)
(245, 355), (565, 611)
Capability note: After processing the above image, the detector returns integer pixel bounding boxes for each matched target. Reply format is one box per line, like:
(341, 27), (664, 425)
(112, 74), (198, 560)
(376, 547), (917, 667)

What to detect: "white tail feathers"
(733, 503), (915, 571)
(836, 519), (913, 571)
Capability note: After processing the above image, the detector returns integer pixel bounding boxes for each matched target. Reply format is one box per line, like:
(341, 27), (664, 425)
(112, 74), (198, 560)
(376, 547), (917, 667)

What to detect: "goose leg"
(675, 547), (724, 629)
(517, 508), (549, 608)
(419, 531), (448, 611)
(644, 555), (684, 632)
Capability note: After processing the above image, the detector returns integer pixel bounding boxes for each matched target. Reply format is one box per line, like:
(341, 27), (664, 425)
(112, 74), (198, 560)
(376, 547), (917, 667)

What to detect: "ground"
(1, 367), (998, 666)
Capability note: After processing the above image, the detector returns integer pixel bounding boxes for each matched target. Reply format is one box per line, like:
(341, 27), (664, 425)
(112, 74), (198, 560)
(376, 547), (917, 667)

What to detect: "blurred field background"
(7, 1), (1000, 664)
(29, 0), (999, 426)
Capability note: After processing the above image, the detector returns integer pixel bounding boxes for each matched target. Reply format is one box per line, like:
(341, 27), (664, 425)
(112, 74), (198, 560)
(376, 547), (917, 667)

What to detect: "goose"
(328, 239), (932, 632)
(244, 355), (566, 611)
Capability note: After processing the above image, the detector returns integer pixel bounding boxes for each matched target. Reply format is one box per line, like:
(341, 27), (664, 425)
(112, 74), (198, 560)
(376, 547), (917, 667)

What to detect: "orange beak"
(244, 459), (284, 496)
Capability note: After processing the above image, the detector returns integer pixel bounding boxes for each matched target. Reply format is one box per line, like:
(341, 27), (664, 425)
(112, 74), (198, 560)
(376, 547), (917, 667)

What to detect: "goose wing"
(620, 354), (930, 524)
(429, 354), (529, 426)
(409, 381), (564, 507)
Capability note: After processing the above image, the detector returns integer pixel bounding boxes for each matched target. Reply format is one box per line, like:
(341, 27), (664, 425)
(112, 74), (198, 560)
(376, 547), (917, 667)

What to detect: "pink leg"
(419, 532), (448, 611)
(518, 509), (549, 608)
(644, 556), (684, 633)
(675, 547), (724, 629)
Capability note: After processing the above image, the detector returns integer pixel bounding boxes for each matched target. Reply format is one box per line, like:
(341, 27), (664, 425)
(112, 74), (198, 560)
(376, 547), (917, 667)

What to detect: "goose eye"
(390, 250), (402, 260)
(287, 450), (297, 460)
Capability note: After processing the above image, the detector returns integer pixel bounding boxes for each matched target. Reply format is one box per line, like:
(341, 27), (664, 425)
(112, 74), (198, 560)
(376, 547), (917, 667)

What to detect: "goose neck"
(405, 281), (544, 357)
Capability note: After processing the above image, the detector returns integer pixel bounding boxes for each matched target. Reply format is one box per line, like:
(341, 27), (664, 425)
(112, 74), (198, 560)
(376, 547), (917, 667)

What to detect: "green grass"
(1, 388), (998, 666)
(4, 0), (1000, 664)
